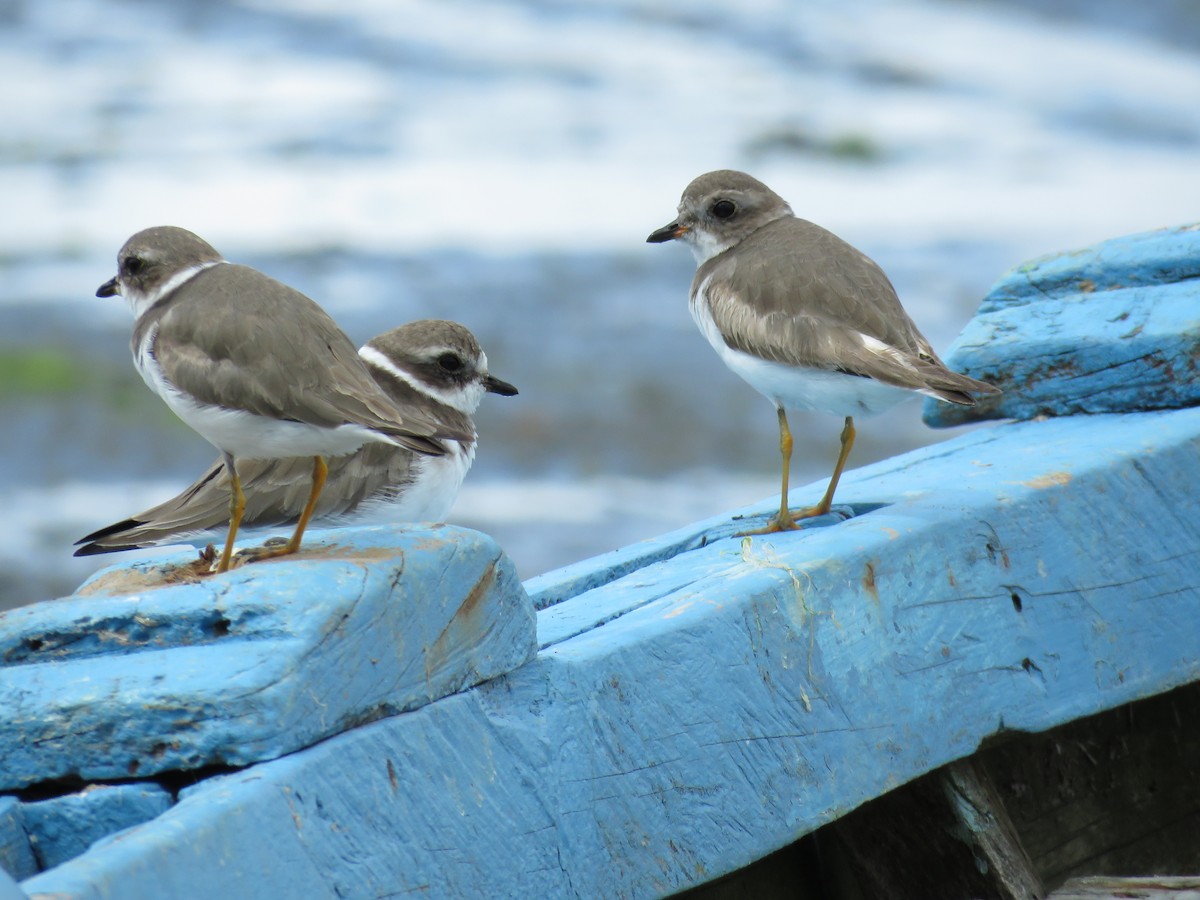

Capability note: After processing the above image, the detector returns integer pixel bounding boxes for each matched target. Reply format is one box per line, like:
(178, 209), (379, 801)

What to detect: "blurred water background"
(2, 0), (1199, 610)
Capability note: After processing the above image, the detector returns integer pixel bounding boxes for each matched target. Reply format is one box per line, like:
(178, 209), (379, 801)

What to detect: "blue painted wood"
(923, 223), (1200, 427)
(19, 786), (171, 872)
(20, 406), (1200, 899)
(0, 870), (26, 900)
(0, 524), (536, 792)
(0, 799), (34, 883)
(524, 504), (854, 617)
(10, 225), (1200, 897)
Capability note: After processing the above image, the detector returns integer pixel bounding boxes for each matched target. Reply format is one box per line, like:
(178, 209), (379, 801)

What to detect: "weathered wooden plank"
(0, 799), (34, 883)
(941, 761), (1044, 899)
(924, 223), (1200, 426)
(523, 506), (855, 615)
(825, 759), (1044, 900)
(697, 680), (1200, 898)
(0, 870), (27, 900)
(20, 786), (171, 872)
(531, 507), (854, 646)
(523, 514), (729, 611)
(0, 525), (536, 791)
(978, 679), (1200, 889)
(19, 406), (1200, 899)
(1049, 876), (1200, 900)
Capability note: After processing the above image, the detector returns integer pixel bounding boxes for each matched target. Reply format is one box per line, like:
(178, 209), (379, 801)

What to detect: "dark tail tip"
(74, 518), (144, 556)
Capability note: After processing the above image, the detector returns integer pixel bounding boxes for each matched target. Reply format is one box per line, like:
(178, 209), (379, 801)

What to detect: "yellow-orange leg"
(216, 453), (246, 574)
(792, 415), (856, 522)
(737, 413), (857, 536)
(739, 407), (800, 535)
(286, 455), (328, 553)
(247, 455), (329, 562)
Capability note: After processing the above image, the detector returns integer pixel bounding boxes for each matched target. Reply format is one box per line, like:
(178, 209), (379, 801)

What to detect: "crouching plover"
(76, 319), (516, 557)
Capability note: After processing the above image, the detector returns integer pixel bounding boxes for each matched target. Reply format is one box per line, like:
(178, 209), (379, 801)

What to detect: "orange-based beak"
(646, 221), (689, 243)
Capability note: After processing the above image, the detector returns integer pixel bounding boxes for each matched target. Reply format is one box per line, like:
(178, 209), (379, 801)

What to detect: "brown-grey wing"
(228, 446), (416, 526)
(74, 458), (234, 552)
(297, 442), (419, 521)
(74, 444), (421, 554)
(164, 446), (421, 529)
(152, 266), (468, 448)
(98, 446), (416, 547)
(107, 456), (317, 547)
(698, 219), (998, 402)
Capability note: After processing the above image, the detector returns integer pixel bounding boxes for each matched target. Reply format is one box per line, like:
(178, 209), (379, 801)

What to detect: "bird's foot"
(201, 538), (295, 572)
(734, 512), (801, 537)
(786, 503), (833, 523)
(199, 543), (234, 575)
(237, 540), (298, 566)
(733, 501), (854, 537)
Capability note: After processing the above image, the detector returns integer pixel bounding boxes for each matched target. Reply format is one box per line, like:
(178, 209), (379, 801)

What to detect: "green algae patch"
(0, 349), (86, 396)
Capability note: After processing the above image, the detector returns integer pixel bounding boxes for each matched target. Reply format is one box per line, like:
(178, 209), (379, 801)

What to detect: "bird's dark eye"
(437, 352), (464, 373)
(122, 256), (145, 277)
(711, 199), (736, 219)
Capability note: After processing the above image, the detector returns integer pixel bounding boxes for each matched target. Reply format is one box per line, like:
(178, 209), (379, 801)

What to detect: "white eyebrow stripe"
(358, 344), (416, 385)
(358, 344), (481, 416)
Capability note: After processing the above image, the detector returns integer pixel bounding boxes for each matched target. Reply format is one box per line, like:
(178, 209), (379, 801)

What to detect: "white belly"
(347, 442), (475, 525)
(691, 294), (912, 417)
(716, 345), (912, 416)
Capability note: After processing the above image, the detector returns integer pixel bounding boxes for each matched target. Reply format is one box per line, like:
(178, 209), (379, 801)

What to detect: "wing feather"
(694, 217), (998, 404)
(149, 265), (470, 449)
(74, 443), (419, 553)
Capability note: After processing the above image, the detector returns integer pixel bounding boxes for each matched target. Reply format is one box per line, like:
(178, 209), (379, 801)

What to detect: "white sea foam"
(0, 0), (1196, 260)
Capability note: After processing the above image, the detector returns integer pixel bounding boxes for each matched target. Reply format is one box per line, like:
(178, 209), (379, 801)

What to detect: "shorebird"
(648, 170), (999, 533)
(76, 319), (516, 557)
(95, 226), (471, 572)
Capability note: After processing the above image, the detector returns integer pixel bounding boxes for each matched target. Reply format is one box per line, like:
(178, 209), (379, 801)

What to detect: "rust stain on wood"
(76, 555), (217, 595)
(863, 561), (880, 603)
(75, 542), (407, 597)
(458, 562), (497, 624)
(428, 561), (500, 666)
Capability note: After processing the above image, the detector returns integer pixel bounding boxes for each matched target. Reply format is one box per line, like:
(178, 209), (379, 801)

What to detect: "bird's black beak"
(484, 374), (519, 397)
(646, 221), (689, 244)
(96, 277), (119, 298)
